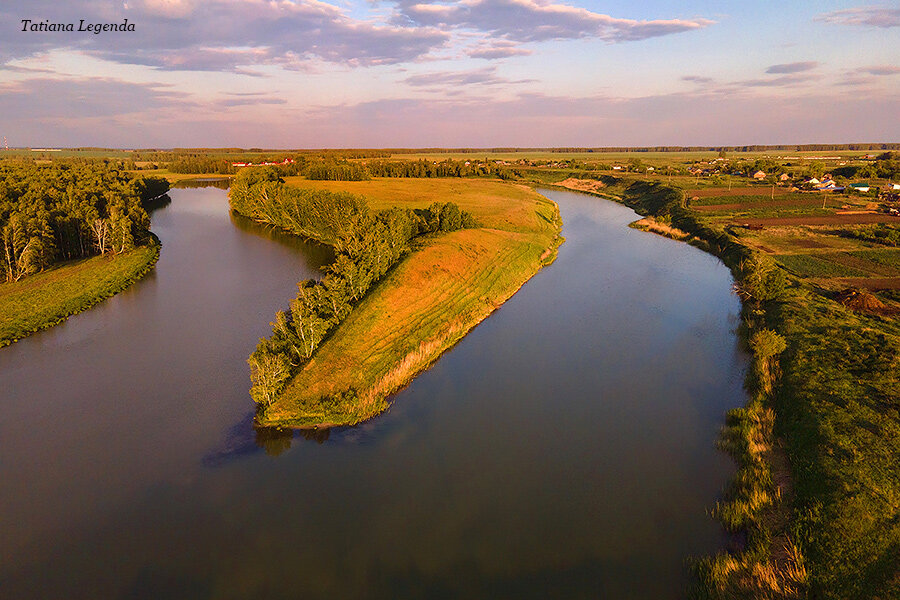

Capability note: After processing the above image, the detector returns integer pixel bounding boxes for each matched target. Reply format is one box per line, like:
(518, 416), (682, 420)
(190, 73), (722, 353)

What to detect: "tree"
(248, 348), (292, 407)
(735, 256), (787, 306)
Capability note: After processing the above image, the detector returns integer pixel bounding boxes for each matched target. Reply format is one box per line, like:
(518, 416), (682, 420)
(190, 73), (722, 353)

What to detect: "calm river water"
(0, 186), (747, 599)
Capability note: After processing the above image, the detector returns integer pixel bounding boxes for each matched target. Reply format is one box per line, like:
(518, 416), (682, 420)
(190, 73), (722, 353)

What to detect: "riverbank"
(258, 178), (562, 427)
(0, 239), (160, 347)
(574, 176), (899, 599)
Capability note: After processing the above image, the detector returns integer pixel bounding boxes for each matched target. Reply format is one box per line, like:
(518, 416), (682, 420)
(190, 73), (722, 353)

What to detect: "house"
(806, 178), (820, 185)
(779, 173), (790, 181)
(849, 183), (871, 193)
(753, 170), (766, 179)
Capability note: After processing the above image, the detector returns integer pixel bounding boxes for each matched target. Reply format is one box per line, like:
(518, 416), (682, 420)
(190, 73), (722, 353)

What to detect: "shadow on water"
(202, 415), (334, 466)
(172, 177), (232, 190)
(229, 211), (335, 264)
(143, 193), (171, 214)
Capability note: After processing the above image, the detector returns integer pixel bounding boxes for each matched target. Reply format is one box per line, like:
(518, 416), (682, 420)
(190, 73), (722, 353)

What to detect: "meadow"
(261, 178), (561, 427)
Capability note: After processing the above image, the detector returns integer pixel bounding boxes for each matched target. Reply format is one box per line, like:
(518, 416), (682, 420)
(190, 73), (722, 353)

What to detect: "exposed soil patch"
(832, 277), (900, 291)
(687, 186), (791, 198)
(737, 214), (900, 226)
(556, 178), (607, 194)
(835, 287), (900, 314)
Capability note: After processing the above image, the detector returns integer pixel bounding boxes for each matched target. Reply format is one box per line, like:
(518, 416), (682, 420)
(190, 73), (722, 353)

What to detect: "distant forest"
(0, 162), (169, 283)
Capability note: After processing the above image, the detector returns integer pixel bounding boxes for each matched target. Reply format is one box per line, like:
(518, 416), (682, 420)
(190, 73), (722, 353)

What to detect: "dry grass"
(262, 178), (561, 427)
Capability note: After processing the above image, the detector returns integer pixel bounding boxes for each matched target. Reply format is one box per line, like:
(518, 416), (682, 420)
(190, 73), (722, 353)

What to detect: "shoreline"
(0, 236), (161, 348)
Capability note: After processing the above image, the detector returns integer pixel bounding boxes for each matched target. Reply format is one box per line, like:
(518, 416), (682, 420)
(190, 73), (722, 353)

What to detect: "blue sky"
(0, 0), (898, 147)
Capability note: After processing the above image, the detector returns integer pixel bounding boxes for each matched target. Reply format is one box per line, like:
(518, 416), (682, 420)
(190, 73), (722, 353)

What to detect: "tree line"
(227, 167), (476, 406)
(0, 162), (168, 283)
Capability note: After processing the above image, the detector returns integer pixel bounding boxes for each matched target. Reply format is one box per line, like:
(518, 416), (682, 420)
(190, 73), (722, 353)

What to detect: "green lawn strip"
(0, 242), (160, 347)
(774, 253), (868, 278)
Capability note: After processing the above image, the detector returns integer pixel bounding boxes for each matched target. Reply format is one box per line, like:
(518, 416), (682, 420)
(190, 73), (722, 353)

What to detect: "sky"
(0, 0), (898, 148)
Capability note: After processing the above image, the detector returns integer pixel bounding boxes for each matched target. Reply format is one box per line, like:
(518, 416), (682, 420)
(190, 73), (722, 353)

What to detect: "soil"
(737, 214), (900, 226)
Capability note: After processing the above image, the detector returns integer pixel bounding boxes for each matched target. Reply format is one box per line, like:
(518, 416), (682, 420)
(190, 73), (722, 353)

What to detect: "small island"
(229, 172), (562, 427)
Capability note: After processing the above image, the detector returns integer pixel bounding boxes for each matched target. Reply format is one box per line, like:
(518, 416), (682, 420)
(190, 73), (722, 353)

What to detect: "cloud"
(294, 91), (900, 148)
(815, 6), (900, 28)
(0, 77), (192, 119)
(217, 97), (288, 107)
(394, 0), (714, 43)
(0, 0), (449, 71)
(732, 74), (819, 88)
(860, 65), (900, 76)
(467, 41), (532, 59)
(680, 71), (818, 92)
(403, 66), (533, 86)
(766, 61), (818, 74)
(4, 80), (898, 147)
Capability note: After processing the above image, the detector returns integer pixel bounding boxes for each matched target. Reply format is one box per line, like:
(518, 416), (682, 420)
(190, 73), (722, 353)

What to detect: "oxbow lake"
(0, 185), (748, 599)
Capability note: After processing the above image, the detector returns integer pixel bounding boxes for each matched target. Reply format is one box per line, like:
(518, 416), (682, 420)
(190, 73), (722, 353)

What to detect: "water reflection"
(230, 211), (335, 265)
(203, 418), (333, 466)
(143, 193), (171, 213)
(172, 177), (232, 189)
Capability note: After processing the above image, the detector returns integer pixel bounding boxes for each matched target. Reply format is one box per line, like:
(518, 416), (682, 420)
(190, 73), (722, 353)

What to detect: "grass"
(774, 254), (868, 278)
(771, 290), (900, 599)
(848, 249), (900, 273)
(0, 242), (160, 347)
(259, 178), (561, 427)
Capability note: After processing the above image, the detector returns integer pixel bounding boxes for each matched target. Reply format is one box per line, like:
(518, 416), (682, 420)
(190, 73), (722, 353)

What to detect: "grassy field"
(259, 178), (561, 427)
(0, 243), (160, 347)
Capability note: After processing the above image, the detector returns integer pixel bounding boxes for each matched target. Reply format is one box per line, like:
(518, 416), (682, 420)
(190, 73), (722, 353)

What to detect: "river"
(0, 186), (747, 599)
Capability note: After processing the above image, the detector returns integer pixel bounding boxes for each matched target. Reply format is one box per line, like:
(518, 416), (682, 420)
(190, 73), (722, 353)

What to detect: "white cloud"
(815, 6), (900, 28)
(394, 0), (714, 43)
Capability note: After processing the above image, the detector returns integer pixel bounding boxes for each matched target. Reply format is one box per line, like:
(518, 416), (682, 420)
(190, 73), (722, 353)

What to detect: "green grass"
(848, 249), (900, 271)
(689, 193), (823, 207)
(772, 290), (900, 599)
(774, 254), (868, 278)
(0, 243), (160, 347)
(260, 178), (561, 427)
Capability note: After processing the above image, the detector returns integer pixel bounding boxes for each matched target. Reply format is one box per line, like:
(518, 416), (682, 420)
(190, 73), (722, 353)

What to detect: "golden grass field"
(261, 178), (562, 427)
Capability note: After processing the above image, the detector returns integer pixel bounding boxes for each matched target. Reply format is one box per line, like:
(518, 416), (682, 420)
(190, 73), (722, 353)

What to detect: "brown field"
(693, 198), (829, 211)
(829, 277), (900, 290)
(686, 186), (792, 198)
(737, 214), (900, 226)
